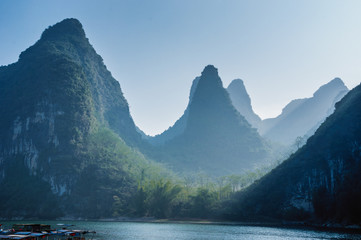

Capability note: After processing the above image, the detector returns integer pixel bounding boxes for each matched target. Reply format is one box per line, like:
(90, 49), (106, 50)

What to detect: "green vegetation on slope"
(0, 18), (161, 219)
(3, 18), (358, 225)
(68, 126), (172, 218)
(112, 168), (268, 219)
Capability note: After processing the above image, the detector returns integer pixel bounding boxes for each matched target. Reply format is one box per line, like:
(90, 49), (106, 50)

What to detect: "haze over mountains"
(148, 77), (200, 145)
(228, 80), (361, 224)
(226, 79), (262, 129)
(0, 18), (359, 226)
(260, 78), (349, 144)
(147, 66), (270, 176)
(226, 78), (349, 146)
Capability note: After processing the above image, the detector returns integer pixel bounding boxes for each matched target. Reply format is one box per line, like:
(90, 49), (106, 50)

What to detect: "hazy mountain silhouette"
(149, 77), (200, 145)
(259, 78), (348, 145)
(148, 65), (270, 176)
(227, 79), (262, 128)
(228, 81), (361, 224)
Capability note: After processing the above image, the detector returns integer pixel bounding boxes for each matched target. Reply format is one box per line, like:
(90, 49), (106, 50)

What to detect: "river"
(2, 220), (361, 239)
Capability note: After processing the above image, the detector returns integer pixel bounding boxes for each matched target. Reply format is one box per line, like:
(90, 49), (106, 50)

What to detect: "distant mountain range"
(0, 18), (272, 218)
(260, 78), (348, 144)
(227, 79), (361, 225)
(227, 78), (349, 145)
(143, 71), (349, 176)
(1, 18), (358, 224)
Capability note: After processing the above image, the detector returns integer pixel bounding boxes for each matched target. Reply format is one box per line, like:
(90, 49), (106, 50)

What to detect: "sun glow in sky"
(1, 0), (361, 135)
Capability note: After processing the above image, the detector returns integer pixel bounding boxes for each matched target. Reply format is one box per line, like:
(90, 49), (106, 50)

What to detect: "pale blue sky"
(1, 0), (361, 135)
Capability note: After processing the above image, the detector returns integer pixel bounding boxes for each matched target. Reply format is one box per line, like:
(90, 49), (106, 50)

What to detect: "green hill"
(0, 18), (166, 219)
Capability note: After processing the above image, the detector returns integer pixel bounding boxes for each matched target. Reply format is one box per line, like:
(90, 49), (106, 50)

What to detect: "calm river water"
(3, 220), (361, 240)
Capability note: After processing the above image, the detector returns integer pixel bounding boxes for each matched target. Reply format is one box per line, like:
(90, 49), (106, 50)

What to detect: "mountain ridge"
(0, 18), (357, 223)
(226, 79), (262, 129)
(259, 78), (349, 145)
(147, 65), (271, 176)
(0, 18), (163, 218)
(227, 81), (361, 224)
(149, 77), (200, 145)
(19, 18), (142, 146)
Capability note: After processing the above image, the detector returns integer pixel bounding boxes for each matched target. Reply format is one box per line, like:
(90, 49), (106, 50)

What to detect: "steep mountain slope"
(149, 77), (200, 145)
(149, 65), (270, 176)
(37, 18), (142, 146)
(0, 18), (161, 218)
(227, 79), (262, 128)
(259, 78), (348, 145)
(228, 82), (361, 224)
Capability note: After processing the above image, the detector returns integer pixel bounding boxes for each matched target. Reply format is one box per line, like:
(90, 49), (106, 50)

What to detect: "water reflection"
(2, 221), (360, 240)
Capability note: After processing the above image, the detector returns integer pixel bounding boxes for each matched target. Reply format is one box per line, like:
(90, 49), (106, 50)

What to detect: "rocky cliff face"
(0, 29), (95, 195)
(1, 98), (76, 196)
(39, 18), (141, 146)
(0, 18), (148, 218)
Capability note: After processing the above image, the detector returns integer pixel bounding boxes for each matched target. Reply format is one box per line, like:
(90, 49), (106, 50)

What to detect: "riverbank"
(69, 217), (361, 234)
(3, 217), (361, 234)
(2, 219), (359, 240)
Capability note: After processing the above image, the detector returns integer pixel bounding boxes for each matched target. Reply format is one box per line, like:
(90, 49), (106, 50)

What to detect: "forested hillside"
(0, 18), (166, 218)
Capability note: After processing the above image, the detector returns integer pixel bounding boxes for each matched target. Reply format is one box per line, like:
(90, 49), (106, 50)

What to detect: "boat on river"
(0, 223), (96, 240)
